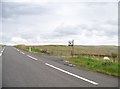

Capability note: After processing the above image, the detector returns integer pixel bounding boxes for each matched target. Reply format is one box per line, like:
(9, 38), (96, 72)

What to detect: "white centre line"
(1, 51), (3, 53)
(27, 55), (38, 61)
(0, 53), (2, 56)
(0, 47), (5, 56)
(45, 63), (98, 85)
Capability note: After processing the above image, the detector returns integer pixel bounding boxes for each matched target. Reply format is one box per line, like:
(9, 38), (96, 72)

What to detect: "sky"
(0, 0), (119, 45)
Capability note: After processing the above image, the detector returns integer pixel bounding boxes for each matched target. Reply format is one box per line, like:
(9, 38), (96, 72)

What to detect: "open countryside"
(1, 0), (119, 88)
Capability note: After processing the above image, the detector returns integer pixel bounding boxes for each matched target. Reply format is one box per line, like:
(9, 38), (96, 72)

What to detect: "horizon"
(1, 44), (118, 46)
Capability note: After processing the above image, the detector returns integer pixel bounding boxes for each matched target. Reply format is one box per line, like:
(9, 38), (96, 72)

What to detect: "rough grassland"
(66, 56), (120, 77)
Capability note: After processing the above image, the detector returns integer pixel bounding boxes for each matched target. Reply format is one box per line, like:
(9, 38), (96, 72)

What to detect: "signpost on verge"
(68, 40), (74, 57)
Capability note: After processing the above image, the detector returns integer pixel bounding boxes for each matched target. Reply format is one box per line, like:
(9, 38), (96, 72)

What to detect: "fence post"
(29, 47), (32, 52)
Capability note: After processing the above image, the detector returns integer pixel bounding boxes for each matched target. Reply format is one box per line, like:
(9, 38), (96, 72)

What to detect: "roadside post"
(68, 40), (74, 57)
(29, 47), (32, 52)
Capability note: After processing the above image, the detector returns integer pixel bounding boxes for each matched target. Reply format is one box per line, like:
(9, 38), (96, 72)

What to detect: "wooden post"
(29, 47), (32, 52)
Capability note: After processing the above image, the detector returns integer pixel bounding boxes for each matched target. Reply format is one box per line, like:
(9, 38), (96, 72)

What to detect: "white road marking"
(0, 53), (2, 56)
(45, 63), (98, 85)
(14, 48), (18, 50)
(14, 48), (19, 52)
(20, 51), (25, 54)
(14, 47), (25, 56)
(14, 47), (25, 54)
(0, 47), (5, 56)
(14, 47), (20, 52)
(1, 51), (3, 53)
(13, 47), (17, 50)
(27, 55), (38, 61)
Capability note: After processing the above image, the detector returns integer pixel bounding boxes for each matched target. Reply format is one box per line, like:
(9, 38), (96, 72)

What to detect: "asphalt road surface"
(2, 46), (118, 87)
(0, 47), (3, 88)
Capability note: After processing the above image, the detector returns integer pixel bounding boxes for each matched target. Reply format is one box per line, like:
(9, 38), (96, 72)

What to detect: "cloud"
(51, 20), (117, 38)
(53, 24), (81, 36)
(2, 2), (50, 19)
(2, 0), (119, 3)
(1, 1), (118, 45)
(11, 37), (28, 44)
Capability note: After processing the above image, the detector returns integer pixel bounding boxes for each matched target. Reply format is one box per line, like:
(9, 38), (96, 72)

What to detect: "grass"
(15, 45), (72, 56)
(66, 56), (120, 77)
(31, 48), (42, 53)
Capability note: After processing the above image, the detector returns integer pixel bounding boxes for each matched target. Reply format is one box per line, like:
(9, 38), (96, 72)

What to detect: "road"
(2, 46), (118, 87)
(0, 47), (3, 88)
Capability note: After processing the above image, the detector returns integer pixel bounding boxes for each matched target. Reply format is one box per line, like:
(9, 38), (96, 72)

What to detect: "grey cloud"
(2, 35), (11, 43)
(49, 22), (117, 39)
(85, 2), (115, 7)
(54, 26), (79, 36)
(90, 27), (117, 37)
(53, 24), (89, 37)
(2, 2), (49, 18)
(20, 34), (33, 39)
(0, 3), (2, 18)
(105, 20), (118, 26)
(1, 2), (117, 45)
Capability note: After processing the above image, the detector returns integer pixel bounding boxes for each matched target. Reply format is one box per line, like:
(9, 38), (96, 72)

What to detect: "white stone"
(103, 57), (110, 60)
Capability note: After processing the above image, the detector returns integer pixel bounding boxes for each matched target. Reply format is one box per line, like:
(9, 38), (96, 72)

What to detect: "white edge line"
(14, 48), (19, 52)
(45, 63), (98, 85)
(17, 49), (20, 51)
(14, 47), (20, 52)
(27, 55), (38, 61)
(20, 51), (25, 54)
(14, 48), (25, 54)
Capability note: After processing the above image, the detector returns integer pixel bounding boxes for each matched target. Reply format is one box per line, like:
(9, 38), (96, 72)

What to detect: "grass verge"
(66, 56), (120, 77)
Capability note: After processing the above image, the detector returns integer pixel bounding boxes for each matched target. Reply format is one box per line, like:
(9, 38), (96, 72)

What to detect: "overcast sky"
(0, 0), (118, 45)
